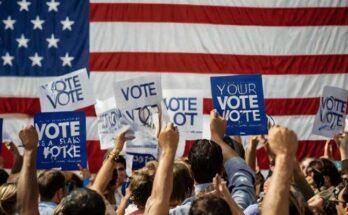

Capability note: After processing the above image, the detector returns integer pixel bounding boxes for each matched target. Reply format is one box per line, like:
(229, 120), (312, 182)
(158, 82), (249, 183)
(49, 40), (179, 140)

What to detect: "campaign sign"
(126, 152), (156, 170)
(163, 89), (203, 156)
(34, 112), (87, 170)
(113, 75), (162, 127)
(39, 68), (95, 112)
(312, 86), (348, 138)
(210, 75), (268, 135)
(95, 98), (132, 150)
(114, 75), (163, 161)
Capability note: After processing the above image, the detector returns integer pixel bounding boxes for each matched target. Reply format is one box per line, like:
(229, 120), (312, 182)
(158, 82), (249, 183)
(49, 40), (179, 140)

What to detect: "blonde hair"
(0, 183), (17, 215)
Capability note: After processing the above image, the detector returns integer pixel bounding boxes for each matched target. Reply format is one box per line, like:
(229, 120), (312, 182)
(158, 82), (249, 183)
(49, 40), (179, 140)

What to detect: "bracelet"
(106, 150), (121, 161)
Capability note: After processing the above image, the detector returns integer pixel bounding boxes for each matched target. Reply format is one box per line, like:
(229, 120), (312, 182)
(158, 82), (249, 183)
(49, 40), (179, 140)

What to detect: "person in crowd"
(168, 110), (255, 214)
(0, 183), (17, 215)
(261, 125), (299, 215)
(115, 155), (129, 207)
(170, 161), (194, 208)
(53, 188), (106, 215)
(117, 166), (155, 215)
(37, 169), (66, 215)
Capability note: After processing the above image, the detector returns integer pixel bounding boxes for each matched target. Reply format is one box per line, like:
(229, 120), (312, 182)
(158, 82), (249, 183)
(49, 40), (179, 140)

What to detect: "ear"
(57, 188), (65, 202)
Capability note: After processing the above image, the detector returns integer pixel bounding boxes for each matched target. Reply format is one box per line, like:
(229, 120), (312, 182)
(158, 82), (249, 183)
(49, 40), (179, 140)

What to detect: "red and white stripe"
(1, 0), (347, 171)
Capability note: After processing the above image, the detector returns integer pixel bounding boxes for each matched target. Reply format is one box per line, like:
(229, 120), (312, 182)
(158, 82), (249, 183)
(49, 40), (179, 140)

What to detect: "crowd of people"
(0, 110), (348, 215)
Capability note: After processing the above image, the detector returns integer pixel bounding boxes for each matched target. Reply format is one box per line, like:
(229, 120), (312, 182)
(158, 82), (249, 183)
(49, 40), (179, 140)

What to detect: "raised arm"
(145, 123), (179, 215)
(334, 133), (348, 175)
(261, 126), (298, 215)
(245, 136), (264, 172)
(5, 141), (23, 174)
(17, 125), (40, 215)
(210, 110), (256, 209)
(209, 110), (238, 161)
(91, 128), (131, 195)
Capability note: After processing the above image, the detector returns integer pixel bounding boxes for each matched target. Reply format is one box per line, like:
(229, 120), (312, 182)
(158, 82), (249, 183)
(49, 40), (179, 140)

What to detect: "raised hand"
(19, 125), (38, 151)
(114, 127), (135, 152)
(267, 126), (298, 157)
(5, 141), (20, 156)
(210, 110), (227, 139)
(158, 123), (179, 154)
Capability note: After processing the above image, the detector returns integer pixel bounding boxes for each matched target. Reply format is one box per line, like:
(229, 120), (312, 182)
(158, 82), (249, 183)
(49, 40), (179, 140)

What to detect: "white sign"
(163, 90), (203, 157)
(113, 75), (163, 161)
(39, 68), (95, 112)
(312, 86), (348, 138)
(95, 98), (131, 150)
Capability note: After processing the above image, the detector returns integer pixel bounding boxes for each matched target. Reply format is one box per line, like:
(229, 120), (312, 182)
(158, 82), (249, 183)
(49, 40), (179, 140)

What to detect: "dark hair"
(38, 170), (65, 201)
(188, 139), (223, 184)
(65, 174), (83, 194)
(115, 155), (126, 167)
(189, 196), (231, 215)
(171, 162), (194, 206)
(0, 169), (9, 186)
(54, 188), (105, 215)
(223, 136), (245, 159)
(320, 158), (342, 186)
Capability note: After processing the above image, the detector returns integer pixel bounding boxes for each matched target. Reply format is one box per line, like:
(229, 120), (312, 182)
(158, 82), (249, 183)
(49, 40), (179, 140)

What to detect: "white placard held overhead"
(312, 86), (348, 138)
(39, 68), (95, 112)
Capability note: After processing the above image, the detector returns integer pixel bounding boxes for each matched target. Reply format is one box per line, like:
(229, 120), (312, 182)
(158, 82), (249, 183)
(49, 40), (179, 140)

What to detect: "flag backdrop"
(1, 0), (348, 172)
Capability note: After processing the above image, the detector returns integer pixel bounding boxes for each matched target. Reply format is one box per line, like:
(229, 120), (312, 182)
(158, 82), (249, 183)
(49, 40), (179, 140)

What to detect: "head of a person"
(0, 183), (17, 215)
(331, 183), (348, 215)
(189, 195), (231, 215)
(53, 188), (105, 215)
(188, 139), (223, 184)
(38, 170), (66, 203)
(300, 157), (315, 176)
(320, 158), (342, 188)
(0, 169), (9, 186)
(115, 155), (127, 186)
(129, 167), (155, 209)
(65, 173), (83, 194)
(170, 161), (194, 207)
(145, 160), (158, 172)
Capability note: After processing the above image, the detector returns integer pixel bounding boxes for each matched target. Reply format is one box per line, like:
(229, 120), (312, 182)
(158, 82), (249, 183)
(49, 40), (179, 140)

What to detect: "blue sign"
(126, 152), (156, 170)
(34, 112), (87, 170)
(210, 75), (268, 135)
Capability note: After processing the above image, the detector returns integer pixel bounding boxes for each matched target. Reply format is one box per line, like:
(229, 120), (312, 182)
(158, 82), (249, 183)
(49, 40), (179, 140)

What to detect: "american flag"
(0, 0), (347, 171)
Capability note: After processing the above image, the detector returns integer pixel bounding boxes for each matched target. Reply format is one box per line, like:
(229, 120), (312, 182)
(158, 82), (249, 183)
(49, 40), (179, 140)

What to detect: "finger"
(210, 109), (218, 119)
(77, 163), (83, 170)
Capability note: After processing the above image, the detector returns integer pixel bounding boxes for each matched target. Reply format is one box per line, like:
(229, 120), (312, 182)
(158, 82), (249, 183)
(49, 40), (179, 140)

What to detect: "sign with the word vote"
(312, 86), (348, 138)
(210, 75), (268, 135)
(39, 68), (95, 112)
(113, 75), (162, 128)
(95, 98), (131, 150)
(163, 89), (203, 139)
(34, 112), (87, 170)
(113, 75), (163, 166)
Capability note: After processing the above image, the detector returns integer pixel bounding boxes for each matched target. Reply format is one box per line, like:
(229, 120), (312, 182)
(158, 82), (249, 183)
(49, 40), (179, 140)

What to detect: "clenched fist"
(19, 125), (38, 151)
(267, 126), (298, 157)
